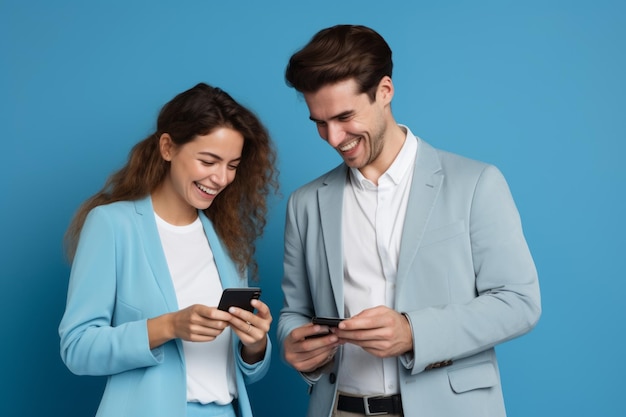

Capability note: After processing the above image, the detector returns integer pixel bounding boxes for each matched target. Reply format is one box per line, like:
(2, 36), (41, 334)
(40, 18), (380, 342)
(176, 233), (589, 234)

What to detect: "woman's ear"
(159, 133), (174, 161)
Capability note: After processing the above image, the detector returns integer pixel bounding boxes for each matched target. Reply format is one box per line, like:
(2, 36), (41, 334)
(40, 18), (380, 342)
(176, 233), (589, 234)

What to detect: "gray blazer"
(277, 137), (541, 417)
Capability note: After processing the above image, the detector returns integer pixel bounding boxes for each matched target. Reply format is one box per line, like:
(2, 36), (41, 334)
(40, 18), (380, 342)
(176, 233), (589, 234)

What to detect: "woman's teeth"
(196, 182), (217, 195)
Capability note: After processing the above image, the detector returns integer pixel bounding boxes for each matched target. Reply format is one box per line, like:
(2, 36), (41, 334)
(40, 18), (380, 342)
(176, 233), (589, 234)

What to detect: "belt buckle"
(363, 395), (387, 416)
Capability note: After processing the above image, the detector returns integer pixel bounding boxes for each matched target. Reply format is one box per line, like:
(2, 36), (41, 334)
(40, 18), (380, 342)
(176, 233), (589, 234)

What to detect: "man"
(277, 24), (541, 417)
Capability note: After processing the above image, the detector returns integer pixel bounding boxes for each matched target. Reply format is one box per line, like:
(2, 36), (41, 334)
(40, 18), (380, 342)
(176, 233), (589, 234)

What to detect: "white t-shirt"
(155, 213), (237, 404)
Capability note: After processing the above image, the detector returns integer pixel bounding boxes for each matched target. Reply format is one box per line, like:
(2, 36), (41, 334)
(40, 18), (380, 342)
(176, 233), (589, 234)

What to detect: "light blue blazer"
(59, 196), (271, 417)
(277, 137), (541, 417)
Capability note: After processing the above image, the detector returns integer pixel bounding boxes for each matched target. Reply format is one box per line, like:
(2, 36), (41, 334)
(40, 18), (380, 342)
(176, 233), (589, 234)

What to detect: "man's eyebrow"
(309, 110), (354, 123)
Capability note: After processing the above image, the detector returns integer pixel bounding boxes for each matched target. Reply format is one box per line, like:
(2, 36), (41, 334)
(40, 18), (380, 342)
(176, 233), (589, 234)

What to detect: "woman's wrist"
(241, 336), (267, 364)
(147, 313), (175, 349)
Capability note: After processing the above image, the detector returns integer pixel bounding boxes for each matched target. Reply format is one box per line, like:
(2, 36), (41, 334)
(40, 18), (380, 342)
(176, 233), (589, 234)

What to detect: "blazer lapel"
(318, 164), (349, 315)
(134, 196), (179, 312)
(396, 140), (443, 290)
(317, 141), (442, 311)
(199, 212), (244, 288)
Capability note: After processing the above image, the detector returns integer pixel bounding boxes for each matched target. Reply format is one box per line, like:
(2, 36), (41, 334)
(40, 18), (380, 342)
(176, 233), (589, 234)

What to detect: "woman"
(59, 83), (278, 417)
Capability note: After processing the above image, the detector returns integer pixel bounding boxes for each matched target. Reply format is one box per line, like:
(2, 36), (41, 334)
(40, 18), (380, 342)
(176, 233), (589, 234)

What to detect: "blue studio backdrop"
(1, 1), (624, 416)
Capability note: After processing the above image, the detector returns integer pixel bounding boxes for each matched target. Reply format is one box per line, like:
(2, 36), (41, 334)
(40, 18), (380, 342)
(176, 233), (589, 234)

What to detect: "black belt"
(337, 394), (403, 416)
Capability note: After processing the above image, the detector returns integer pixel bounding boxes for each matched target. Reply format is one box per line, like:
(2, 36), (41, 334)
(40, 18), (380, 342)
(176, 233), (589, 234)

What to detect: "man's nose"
(325, 123), (344, 148)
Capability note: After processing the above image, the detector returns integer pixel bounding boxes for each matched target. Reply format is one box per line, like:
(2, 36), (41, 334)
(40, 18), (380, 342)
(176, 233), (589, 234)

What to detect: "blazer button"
(329, 373), (337, 384)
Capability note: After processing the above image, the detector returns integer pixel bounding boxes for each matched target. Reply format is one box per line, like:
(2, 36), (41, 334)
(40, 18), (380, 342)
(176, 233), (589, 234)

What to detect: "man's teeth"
(196, 183), (217, 195)
(339, 139), (359, 152)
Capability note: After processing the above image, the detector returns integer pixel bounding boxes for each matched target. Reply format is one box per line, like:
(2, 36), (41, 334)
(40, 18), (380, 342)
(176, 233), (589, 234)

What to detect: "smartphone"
(305, 330), (331, 339)
(217, 287), (261, 312)
(312, 316), (344, 327)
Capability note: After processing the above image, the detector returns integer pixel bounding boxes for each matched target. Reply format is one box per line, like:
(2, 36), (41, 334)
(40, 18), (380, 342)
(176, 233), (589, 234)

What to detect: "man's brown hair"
(285, 24), (393, 101)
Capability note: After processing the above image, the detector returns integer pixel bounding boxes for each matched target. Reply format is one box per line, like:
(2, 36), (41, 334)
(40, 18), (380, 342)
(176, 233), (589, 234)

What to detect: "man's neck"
(358, 123), (407, 185)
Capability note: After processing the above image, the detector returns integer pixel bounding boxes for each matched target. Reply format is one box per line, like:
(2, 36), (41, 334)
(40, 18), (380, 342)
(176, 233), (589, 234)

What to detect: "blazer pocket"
(420, 220), (466, 247)
(448, 361), (498, 394)
(113, 298), (144, 326)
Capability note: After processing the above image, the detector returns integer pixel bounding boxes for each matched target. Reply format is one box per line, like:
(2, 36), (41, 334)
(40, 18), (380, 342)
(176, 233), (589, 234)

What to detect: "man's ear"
(377, 76), (394, 105)
(159, 133), (174, 161)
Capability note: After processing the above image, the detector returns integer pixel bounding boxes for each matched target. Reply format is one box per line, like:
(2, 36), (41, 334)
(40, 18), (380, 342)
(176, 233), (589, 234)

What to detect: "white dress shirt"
(338, 126), (417, 396)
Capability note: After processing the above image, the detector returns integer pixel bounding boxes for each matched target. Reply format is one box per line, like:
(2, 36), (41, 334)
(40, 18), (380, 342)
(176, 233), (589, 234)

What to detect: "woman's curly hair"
(65, 83), (279, 279)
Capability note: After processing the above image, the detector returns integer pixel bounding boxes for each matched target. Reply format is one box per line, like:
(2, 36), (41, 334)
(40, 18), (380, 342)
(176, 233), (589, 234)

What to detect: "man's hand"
(333, 306), (413, 358)
(283, 323), (340, 373)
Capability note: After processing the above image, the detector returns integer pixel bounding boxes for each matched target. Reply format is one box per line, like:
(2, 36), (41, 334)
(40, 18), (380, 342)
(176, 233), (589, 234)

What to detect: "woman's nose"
(211, 166), (228, 186)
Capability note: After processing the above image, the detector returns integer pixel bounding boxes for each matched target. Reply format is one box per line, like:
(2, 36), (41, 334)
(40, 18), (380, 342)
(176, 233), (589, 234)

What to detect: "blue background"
(1, 1), (624, 416)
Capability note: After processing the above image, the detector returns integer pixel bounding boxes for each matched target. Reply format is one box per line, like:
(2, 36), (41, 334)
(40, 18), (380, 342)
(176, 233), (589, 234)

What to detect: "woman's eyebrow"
(197, 151), (241, 162)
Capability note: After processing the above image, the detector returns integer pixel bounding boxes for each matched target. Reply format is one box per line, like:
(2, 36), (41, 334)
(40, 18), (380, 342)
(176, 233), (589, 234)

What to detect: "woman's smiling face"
(160, 126), (244, 218)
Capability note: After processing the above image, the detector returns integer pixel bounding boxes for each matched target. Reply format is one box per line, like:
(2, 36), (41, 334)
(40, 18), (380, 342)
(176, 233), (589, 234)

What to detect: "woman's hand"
(226, 299), (272, 364)
(148, 304), (231, 349)
(147, 300), (272, 364)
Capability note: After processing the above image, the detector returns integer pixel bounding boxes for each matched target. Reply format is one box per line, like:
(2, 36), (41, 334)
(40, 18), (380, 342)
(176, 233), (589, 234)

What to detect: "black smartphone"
(217, 288), (261, 312)
(312, 316), (344, 327)
(305, 331), (331, 339)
